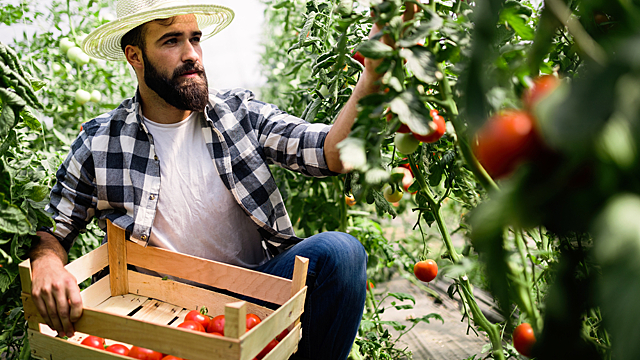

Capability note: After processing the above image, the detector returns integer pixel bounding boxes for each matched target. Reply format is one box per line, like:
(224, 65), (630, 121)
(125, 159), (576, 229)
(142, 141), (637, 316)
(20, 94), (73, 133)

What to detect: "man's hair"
(120, 17), (178, 54)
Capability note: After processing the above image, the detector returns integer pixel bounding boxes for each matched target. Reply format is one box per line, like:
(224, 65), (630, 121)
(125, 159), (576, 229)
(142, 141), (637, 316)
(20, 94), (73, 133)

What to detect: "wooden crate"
(19, 220), (309, 360)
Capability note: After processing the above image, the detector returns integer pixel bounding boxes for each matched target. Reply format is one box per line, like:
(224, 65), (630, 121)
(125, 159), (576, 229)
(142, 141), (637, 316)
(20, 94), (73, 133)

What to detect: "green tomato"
(67, 47), (90, 65)
(75, 89), (91, 105)
(52, 63), (62, 72)
(89, 90), (102, 103)
(383, 184), (403, 203)
(59, 38), (75, 54)
(394, 133), (420, 155)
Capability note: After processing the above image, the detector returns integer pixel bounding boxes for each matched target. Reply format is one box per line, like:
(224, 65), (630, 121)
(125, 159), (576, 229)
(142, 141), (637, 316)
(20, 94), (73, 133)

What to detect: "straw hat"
(82, 0), (234, 61)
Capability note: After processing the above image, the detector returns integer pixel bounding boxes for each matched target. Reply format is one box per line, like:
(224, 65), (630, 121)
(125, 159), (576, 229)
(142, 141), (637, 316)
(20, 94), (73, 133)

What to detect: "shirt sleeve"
(45, 129), (97, 252)
(247, 98), (340, 177)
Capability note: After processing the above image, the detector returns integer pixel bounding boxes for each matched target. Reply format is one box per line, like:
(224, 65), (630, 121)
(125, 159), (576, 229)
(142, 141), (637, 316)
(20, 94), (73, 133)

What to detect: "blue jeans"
(255, 231), (368, 360)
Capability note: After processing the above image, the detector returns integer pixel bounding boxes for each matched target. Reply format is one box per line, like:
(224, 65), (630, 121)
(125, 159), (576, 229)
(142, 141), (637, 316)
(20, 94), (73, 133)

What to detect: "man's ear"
(125, 45), (144, 72)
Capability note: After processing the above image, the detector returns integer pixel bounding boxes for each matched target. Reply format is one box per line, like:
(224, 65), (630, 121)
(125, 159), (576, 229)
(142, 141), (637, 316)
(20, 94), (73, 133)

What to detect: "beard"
(142, 51), (209, 111)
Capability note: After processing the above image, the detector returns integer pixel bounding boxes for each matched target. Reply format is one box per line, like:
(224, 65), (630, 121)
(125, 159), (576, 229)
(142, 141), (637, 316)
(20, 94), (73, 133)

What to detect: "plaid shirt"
(47, 88), (336, 253)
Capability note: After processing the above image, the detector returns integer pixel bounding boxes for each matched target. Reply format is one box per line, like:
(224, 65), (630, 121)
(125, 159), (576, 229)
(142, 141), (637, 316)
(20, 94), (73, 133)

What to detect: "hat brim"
(82, 4), (234, 61)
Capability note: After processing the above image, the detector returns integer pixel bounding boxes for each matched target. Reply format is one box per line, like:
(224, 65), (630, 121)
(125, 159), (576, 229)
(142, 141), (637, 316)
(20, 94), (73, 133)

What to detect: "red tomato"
(414, 260), (438, 282)
(366, 281), (375, 291)
(472, 110), (540, 179)
(256, 339), (279, 359)
(161, 356), (183, 360)
(80, 335), (105, 350)
(352, 52), (365, 66)
(522, 75), (559, 109)
(246, 313), (262, 331)
(513, 323), (536, 357)
(184, 309), (210, 330)
(106, 344), (129, 355)
(275, 329), (289, 342)
(128, 346), (164, 360)
(345, 194), (356, 206)
(412, 115), (446, 143)
(209, 332), (223, 336)
(207, 315), (225, 335)
(177, 320), (205, 332)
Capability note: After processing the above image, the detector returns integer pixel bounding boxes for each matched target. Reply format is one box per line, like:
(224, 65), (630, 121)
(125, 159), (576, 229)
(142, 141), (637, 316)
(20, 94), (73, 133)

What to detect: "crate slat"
(93, 293), (150, 316)
(80, 273), (111, 308)
(130, 299), (183, 325)
(127, 270), (274, 319)
(66, 243), (109, 284)
(28, 329), (131, 360)
(127, 241), (293, 305)
(240, 287), (307, 360)
(260, 323), (302, 360)
(108, 221), (128, 296)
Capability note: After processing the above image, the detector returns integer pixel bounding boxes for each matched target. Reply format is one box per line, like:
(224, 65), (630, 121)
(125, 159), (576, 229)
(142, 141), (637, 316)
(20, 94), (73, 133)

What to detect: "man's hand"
(324, 2), (421, 173)
(30, 232), (83, 337)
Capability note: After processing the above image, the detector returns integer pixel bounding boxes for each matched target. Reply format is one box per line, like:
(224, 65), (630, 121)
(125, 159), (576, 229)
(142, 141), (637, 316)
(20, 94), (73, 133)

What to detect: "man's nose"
(181, 42), (200, 63)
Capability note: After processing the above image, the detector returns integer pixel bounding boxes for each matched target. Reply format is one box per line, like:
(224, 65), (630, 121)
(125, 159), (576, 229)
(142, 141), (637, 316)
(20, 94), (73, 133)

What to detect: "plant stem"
(333, 176), (348, 232)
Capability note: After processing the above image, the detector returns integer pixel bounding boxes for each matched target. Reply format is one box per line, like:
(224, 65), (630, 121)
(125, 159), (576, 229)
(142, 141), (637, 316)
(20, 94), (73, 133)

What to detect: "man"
(29, 1), (417, 359)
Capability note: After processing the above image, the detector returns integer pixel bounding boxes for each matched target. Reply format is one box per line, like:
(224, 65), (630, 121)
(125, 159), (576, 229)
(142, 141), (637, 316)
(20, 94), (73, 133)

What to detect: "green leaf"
(388, 292), (415, 304)
(389, 88), (433, 136)
(499, 3), (534, 40)
(397, 10), (443, 48)
(373, 189), (397, 218)
(0, 105), (15, 138)
(20, 108), (42, 131)
(0, 193), (31, 235)
(356, 40), (395, 59)
(23, 183), (48, 202)
(407, 313), (444, 325)
(400, 46), (437, 83)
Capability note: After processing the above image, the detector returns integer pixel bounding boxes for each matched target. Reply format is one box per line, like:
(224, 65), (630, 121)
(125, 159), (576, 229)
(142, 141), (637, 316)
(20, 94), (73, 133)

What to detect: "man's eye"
(191, 37), (201, 43)
(165, 38), (177, 45)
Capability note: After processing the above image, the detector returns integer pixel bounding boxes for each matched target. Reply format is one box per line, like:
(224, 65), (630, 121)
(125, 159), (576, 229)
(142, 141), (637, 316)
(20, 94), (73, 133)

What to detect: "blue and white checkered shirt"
(47, 88), (336, 253)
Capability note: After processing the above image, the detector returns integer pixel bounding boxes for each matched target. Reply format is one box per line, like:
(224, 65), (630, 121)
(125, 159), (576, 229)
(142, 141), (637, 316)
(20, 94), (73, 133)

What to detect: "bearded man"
(28, 1), (417, 359)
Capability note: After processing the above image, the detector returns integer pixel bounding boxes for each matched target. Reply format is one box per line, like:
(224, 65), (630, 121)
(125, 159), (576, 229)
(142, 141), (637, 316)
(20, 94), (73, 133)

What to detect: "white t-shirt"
(142, 111), (266, 269)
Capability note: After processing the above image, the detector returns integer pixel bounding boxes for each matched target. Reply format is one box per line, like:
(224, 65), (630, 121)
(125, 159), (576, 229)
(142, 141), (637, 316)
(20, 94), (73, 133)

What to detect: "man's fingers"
(53, 286), (75, 337)
(42, 290), (65, 336)
(32, 290), (55, 331)
(67, 286), (84, 323)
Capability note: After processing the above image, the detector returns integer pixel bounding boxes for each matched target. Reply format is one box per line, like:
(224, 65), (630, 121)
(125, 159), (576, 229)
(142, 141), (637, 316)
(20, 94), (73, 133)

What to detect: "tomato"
(127, 346), (163, 360)
(275, 329), (289, 342)
(412, 115), (446, 143)
(66, 46), (90, 65)
(106, 344), (129, 355)
(394, 133), (420, 155)
(90, 90), (102, 103)
(522, 75), (559, 109)
(80, 335), (105, 350)
(209, 332), (223, 336)
(255, 339), (279, 359)
(59, 38), (75, 54)
(472, 110), (540, 179)
(513, 323), (536, 357)
(366, 281), (375, 290)
(161, 356), (183, 360)
(184, 309), (210, 330)
(345, 194), (356, 206)
(414, 259), (438, 282)
(352, 51), (365, 66)
(177, 320), (205, 332)
(383, 184), (403, 203)
(207, 315), (225, 335)
(246, 313), (261, 331)
(75, 89), (91, 105)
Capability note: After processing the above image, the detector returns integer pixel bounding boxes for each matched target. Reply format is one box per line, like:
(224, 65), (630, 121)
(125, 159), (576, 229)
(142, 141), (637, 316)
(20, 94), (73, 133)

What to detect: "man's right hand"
(30, 232), (83, 337)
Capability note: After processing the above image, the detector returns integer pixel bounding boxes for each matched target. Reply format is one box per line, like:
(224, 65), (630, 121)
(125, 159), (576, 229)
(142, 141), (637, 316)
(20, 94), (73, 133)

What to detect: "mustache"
(173, 62), (205, 78)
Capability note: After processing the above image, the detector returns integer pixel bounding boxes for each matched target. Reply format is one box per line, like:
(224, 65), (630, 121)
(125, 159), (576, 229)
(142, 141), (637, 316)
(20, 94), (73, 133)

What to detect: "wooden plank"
(107, 220), (128, 296)
(29, 329), (131, 360)
(130, 299), (183, 325)
(239, 287), (307, 360)
(65, 244), (108, 284)
(260, 323), (302, 360)
(127, 242), (292, 305)
(93, 294), (150, 316)
(23, 293), (240, 360)
(225, 301), (246, 339)
(80, 274), (111, 308)
(18, 259), (39, 331)
(128, 270), (273, 320)
(290, 256), (309, 327)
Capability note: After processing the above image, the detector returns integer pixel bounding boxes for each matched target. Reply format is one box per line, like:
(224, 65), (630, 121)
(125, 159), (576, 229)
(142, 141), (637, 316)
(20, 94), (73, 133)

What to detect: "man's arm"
(30, 231), (83, 337)
(324, 4), (419, 173)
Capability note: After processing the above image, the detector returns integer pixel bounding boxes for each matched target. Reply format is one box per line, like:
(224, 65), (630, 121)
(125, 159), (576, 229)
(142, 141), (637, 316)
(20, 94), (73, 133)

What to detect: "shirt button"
(141, 235), (148, 241)
(154, 155), (159, 161)
(149, 194), (156, 200)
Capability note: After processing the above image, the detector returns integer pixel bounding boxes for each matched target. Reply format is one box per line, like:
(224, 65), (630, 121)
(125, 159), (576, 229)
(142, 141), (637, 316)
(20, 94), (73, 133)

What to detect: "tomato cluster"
(392, 109), (447, 155)
(472, 75), (559, 179)
(75, 309), (287, 359)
